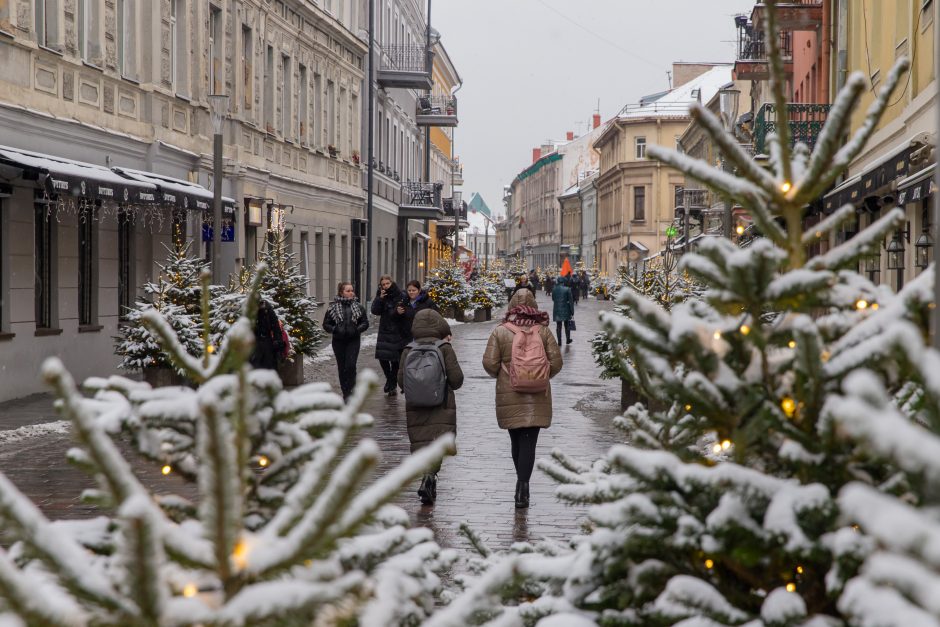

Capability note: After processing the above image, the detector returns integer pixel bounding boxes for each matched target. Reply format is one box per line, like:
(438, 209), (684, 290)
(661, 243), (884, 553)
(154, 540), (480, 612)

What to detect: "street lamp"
(915, 228), (933, 270)
(451, 190), (462, 263)
(208, 94), (229, 284)
(886, 227), (908, 290)
(718, 84), (740, 239)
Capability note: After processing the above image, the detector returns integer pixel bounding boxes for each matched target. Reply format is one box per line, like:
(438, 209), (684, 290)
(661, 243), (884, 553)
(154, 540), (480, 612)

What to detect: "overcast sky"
(433, 0), (750, 218)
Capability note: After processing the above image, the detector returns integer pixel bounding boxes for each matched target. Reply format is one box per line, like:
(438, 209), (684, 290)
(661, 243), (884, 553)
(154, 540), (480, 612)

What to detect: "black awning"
(0, 144), (158, 204)
(823, 144), (916, 212)
(112, 167), (236, 211)
(897, 165), (937, 205)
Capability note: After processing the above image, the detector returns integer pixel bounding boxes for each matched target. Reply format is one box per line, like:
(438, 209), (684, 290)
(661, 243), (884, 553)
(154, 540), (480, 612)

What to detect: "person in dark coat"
(571, 272), (581, 305)
(543, 274), (555, 296)
(552, 276), (575, 345)
(397, 280), (438, 344)
(371, 274), (405, 395)
(398, 309), (463, 505)
(580, 271), (591, 299)
(528, 270), (541, 292)
(250, 299), (283, 370)
(323, 282), (369, 401)
(511, 274), (538, 303)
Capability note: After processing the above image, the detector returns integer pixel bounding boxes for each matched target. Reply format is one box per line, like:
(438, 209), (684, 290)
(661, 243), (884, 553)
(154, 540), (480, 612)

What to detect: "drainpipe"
(820, 0), (831, 104)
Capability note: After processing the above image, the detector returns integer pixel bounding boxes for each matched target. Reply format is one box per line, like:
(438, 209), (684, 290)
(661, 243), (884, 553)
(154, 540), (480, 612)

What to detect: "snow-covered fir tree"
(435, 3), (923, 624)
(470, 270), (508, 311)
(425, 259), (473, 313)
(0, 267), (457, 626)
(114, 242), (211, 374)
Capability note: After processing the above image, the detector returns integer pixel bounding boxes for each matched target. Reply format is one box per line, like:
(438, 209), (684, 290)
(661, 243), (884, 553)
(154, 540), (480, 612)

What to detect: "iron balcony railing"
(736, 21), (792, 61)
(401, 181), (442, 208)
(754, 103), (830, 154)
(381, 44), (431, 74)
(417, 95), (458, 117)
(675, 187), (711, 210)
(441, 197), (467, 221)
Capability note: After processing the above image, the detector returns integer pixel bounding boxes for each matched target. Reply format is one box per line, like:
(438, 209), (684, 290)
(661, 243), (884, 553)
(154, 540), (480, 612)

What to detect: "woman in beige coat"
(482, 288), (563, 508)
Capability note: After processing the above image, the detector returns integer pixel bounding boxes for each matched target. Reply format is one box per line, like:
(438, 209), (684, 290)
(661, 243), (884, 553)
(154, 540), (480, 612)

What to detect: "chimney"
(566, 131), (575, 141)
(592, 113), (601, 129)
(532, 147), (542, 163)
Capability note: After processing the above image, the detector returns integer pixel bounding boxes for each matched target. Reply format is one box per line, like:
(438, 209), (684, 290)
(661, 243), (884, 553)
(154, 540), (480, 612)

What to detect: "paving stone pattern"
(0, 297), (623, 555)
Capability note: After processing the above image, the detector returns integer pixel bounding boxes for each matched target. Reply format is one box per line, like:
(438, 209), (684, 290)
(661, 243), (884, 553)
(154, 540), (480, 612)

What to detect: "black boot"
(515, 480), (529, 509)
(418, 474), (436, 505)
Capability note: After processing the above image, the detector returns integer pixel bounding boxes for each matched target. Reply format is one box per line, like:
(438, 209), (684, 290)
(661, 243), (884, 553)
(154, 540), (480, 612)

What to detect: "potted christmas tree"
(425, 259), (473, 321)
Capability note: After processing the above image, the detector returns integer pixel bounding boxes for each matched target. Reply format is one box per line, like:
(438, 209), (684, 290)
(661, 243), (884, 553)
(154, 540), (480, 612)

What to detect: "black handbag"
(569, 319), (577, 332)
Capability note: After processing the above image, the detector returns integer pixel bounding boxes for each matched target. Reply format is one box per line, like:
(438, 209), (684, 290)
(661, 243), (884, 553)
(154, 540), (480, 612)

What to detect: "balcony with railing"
(450, 159), (464, 186)
(438, 197), (469, 230)
(416, 95), (458, 127)
(751, 1), (823, 32)
(734, 16), (793, 81)
(399, 181), (443, 219)
(754, 102), (830, 154)
(378, 44), (432, 90)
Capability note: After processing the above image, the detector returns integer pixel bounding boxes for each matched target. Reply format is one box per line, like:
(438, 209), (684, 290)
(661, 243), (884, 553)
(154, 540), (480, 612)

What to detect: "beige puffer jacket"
(482, 289), (563, 430)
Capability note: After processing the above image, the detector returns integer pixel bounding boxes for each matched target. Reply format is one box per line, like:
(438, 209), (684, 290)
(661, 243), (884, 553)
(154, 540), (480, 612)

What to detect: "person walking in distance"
(398, 309), (464, 505)
(397, 280), (438, 345)
(249, 299), (284, 370)
(552, 275), (575, 345)
(482, 288), (563, 508)
(371, 274), (405, 396)
(322, 282), (369, 402)
(570, 272), (581, 306)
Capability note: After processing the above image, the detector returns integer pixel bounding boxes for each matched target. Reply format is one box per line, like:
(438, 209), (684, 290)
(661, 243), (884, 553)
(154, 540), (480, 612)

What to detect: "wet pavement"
(0, 296), (622, 554)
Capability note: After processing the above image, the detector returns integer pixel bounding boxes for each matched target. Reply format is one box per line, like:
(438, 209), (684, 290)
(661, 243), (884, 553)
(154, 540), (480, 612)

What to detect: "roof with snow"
(616, 65), (733, 120)
(467, 192), (492, 218)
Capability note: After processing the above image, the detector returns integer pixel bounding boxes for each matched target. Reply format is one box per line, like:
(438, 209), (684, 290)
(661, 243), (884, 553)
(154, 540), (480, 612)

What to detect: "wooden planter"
(485, 307), (493, 321)
(143, 366), (186, 388)
(278, 358), (304, 387)
(473, 309), (487, 323)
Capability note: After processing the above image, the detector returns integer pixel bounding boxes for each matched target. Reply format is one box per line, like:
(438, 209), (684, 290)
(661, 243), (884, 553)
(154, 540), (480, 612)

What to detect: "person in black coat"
(323, 282), (369, 401)
(397, 280), (439, 344)
(510, 274), (538, 303)
(371, 274), (405, 395)
(250, 299), (283, 370)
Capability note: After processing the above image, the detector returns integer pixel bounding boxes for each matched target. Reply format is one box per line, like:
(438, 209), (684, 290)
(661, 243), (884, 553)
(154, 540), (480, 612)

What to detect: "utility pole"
(365, 0), (375, 298)
(933, 10), (940, 350)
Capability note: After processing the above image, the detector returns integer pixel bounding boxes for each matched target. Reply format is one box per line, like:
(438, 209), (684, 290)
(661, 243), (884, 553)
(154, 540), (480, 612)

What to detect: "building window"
(298, 64), (308, 144)
(340, 87), (348, 155)
(117, 0), (137, 78)
(264, 45), (274, 133)
(281, 54), (291, 137)
(633, 186), (645, 222)
(327, 79), (336, 148)
(34, 205), (55, 329)
(118, 210), (134, 320)
(300, 232), (310, 296)
(209, 4), (222, 94)
(35, 0), (59, 49)
(635, 136), (646, 160)
(0, 200), (6, 333)
(328, 233), (336, 292)
(313, 73), (322, 147)
(242, 25), (253, 113)
(314, 231), (323, 300)
(78, 207), (97, 326)
(170, 0), (188, 96)
(340, 234), (348, 283)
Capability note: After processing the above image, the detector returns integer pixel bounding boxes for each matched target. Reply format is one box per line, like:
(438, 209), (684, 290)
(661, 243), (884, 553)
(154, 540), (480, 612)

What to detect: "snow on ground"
(0, 421), (70, 445)
(307, 333), (379, 364)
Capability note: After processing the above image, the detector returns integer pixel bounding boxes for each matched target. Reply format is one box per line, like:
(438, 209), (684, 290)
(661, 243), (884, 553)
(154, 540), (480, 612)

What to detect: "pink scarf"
(503, 305), (549, 327)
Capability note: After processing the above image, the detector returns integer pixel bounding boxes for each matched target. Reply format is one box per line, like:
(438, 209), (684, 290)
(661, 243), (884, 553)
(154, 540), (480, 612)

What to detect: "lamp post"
(451, 190), (462, 263)
(886, 228), (908, 290)
(208, 94), (229, 284)
(366, 0), (375, 299)
(718, 85), (740, 239)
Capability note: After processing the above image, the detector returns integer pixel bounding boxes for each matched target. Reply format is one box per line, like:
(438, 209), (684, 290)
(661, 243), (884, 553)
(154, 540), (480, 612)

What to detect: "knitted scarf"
(329, 297), (364, 324)
(504, 305), (549, 327)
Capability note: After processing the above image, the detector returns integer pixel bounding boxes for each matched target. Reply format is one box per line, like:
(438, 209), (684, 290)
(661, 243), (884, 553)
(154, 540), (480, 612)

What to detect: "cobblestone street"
(0, 296), (622, 555)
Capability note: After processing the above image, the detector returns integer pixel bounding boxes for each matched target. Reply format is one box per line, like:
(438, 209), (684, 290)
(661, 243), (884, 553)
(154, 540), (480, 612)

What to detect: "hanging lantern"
(886, 233), (906, 271)
(915, 228), (933, 270)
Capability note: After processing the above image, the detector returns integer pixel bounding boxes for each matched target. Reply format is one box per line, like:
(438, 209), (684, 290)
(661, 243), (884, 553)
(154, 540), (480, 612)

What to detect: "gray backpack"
(402, 340), (448, 407)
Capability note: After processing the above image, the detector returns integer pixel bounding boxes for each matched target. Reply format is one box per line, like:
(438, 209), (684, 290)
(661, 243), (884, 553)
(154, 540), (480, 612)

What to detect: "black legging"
(509, 427), (541, 482)
(556, 320), (570, 345)
(379, 359), (399, 389)
(333, 338), (361, 399)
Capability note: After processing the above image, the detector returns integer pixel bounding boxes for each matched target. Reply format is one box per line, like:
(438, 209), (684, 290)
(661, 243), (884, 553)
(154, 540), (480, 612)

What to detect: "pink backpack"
(501, 322), (550, 393)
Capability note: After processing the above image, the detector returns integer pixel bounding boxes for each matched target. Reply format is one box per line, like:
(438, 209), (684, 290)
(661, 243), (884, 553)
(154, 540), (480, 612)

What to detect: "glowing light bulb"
(781, 397), (796, 418)
(735, 224), (745, 235)
(721, 440), (732, 450)
(786, 583), (796, 592)
(713, 330), (722, 340)
(258, 455), (269, 468)
(161, 465), (172, 476)
(182, 583), (198, 598)
(712, 443), (722, 454)
(705, 559), (714, 569)
(855, 299), (869, 310)
(684, 404), (692, 411)
(206, 344), (216, 354)
(232, 539), (250, 570)
(871, 303), (879, 310)
(821, 350), (831, 362)
(788, 340), (796, 349)
(780, 181), (792, 193)
(739, 324), (751, 336)
(796, 566), (804, 574)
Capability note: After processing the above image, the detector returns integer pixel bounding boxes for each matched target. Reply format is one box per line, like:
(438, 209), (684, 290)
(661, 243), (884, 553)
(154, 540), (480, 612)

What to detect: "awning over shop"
(113, 167), (235, 213)
(896, 165), (937, 205)
(822, 141), (916, 212)
(0, 144), (158, 204)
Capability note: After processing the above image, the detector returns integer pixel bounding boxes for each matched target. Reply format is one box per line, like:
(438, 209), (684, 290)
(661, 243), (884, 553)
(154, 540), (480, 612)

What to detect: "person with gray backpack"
(398, 308), (464, 505)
